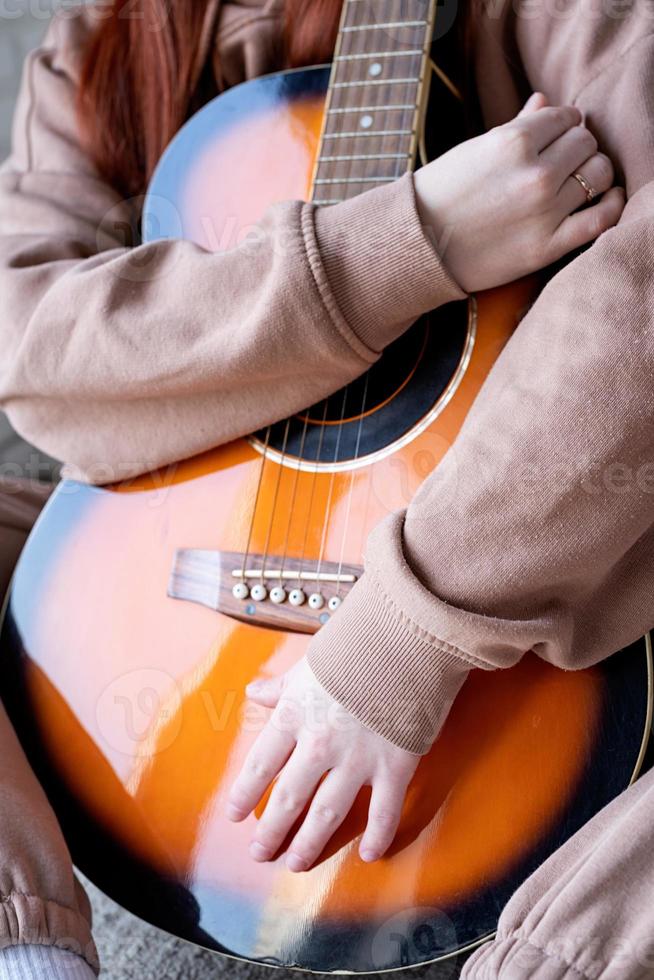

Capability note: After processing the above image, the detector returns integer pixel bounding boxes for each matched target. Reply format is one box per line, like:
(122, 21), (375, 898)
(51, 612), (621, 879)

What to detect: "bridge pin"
(250, 583), (268, 602)
(270, 586), (286, 604)
(232, 582), (250, 600)
(328, 595), (342, 611)
(288, 588), (305, 606)
(308, 592), (324, 610)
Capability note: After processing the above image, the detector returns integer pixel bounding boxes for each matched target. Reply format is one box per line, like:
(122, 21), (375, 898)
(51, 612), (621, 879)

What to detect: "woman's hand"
(414, 92), (625, 293)
(225, 658), (420, 871)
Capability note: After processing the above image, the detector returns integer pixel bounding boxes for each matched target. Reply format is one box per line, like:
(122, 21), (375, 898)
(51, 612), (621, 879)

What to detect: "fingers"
(358, 776), (409, 863)
(517, 91), (549, 116)
(226, 722), (296, 821)
(513, 104), (582, 154)
(284, 767), (363, 872)
(540, 125), (598, 189)
(558, 152), (615, 212)
(552, 185), (625, 257)
(248, 743), (332, 862)
(246, 673), (286, 708)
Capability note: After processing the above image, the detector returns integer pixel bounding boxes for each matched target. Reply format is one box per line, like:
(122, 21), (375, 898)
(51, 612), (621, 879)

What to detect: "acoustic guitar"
(1, 0), (651, 972)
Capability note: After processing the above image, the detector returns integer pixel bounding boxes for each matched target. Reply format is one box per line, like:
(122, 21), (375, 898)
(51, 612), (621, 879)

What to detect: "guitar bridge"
(168, 550), (362, 634)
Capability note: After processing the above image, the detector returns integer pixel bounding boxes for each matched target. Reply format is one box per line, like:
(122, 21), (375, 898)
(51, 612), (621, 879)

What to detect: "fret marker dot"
(360, 114), (373, 129)
(368, 62), (382, 76)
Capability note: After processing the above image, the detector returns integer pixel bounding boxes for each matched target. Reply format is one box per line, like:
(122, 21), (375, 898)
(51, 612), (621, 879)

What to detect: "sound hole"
(252, 300), (471, 469)
(303, 326), (427, 424)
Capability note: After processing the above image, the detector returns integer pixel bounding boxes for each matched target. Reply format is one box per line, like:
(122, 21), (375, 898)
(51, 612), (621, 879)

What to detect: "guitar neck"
(311, 0), (438, 204)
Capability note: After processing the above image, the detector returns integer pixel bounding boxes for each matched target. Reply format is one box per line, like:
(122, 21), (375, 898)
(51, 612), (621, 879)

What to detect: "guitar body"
(0, 65), (651, 973)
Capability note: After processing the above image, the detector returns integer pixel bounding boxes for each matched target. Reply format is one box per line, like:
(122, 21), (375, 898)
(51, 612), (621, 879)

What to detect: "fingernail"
(249, 841), (270, 860)
(360, 849), (379, 862)
(226, 804), (244, 821)
(286, 852), (308, 872)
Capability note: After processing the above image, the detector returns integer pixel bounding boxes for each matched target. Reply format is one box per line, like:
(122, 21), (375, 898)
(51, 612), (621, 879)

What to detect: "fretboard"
(311, 0), (438, 204)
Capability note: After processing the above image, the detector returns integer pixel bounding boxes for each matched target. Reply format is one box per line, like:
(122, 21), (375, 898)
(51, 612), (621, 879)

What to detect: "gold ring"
(572, 171), (597, 203)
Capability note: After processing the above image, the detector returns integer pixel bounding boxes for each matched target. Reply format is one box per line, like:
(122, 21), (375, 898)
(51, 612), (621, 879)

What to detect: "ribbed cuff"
(306, 569), (472, 755)
(309, 172), (467, 353)
(0, 945), (97, 980)
(0, 893), (98, 975)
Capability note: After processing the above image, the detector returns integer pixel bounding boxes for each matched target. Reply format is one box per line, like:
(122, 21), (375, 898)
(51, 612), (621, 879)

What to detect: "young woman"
(0, 0), (652, 977)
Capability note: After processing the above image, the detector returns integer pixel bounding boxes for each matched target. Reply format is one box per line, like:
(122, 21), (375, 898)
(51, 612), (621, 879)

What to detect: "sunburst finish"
(0, 20), (651, 977)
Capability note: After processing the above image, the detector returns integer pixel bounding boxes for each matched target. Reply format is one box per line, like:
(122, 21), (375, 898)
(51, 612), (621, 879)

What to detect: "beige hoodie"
(0, 0), (653, 760)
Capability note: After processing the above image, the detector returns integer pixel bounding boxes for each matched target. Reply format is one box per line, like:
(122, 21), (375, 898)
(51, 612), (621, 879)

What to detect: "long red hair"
(77, 0), (342, 200)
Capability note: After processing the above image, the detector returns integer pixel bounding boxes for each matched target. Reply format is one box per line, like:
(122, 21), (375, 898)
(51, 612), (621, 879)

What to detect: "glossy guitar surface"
(0, 66), (651, 973)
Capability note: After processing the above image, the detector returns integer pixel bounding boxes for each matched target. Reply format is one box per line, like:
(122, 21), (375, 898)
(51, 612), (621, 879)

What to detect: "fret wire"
(327, 103), (416, 113)
(333, 77), (420, 87)
(314, 176), (398, 184)
(345, 0), (431, 4)
(341, 20), (427, 31)
(310, 0), (437, 205)
(322, 128), (415, 137)
(336, 44), (424, 60)
(334, 49), (423, 60)
(318, 152), (411, 161)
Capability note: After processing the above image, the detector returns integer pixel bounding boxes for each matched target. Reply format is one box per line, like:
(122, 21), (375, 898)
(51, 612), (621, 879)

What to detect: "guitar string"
(312, 45), (359, 600)
(239, 423), (271, 587)
(334, 370), (369, 597)
(258, 415), (292, 592)
(280, 31), (356, 601)
(250, 20), (350, 600)
(295, 46), (419, 602)
(332, 138), (412, 598)
(239, 15), (339, 598)
(314, 384), (350, 594)
(277, 408), (310, 590)
(240, 32), (423, 601)
(295, 397), (330, 588)
(332, 56), (420, 598)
